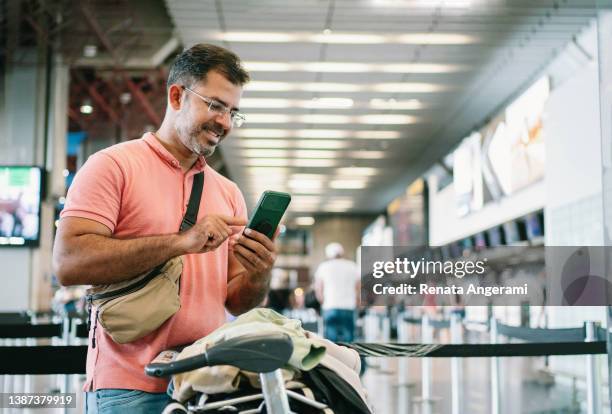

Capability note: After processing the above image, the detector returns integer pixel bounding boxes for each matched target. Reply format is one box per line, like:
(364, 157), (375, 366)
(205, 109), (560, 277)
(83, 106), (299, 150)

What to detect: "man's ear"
(168, 84), (183, 111)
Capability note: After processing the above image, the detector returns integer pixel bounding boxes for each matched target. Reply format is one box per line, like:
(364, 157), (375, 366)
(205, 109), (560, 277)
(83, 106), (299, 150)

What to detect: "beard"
(175, 118), (225, 158)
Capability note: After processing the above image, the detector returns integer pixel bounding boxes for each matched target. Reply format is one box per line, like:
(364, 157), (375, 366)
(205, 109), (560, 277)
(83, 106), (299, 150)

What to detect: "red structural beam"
(78, 3), (162, 126)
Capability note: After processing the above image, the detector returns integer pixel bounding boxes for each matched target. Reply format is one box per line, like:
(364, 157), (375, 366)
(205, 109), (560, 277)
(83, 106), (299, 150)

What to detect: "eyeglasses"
(182, 86), (246, 128)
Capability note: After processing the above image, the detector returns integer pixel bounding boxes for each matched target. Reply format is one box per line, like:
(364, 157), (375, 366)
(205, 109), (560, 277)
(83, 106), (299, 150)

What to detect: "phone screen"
(246, 191), (291, 239)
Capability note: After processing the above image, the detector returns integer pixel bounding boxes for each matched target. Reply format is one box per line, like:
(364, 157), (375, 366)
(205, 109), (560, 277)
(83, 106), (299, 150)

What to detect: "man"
(52, 44), (277, 413)
(314, 242), (360, 342)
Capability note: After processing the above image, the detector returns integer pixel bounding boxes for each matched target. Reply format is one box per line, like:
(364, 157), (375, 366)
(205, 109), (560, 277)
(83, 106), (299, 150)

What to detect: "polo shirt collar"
(143, 132), (207, 173)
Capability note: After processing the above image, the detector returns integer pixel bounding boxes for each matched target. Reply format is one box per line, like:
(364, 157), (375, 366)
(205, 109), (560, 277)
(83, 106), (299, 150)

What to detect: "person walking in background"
(315, 242), (360, 342)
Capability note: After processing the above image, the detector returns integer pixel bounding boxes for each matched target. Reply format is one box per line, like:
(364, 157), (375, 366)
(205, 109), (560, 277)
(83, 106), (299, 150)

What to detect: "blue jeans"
(85, 388), (171, 414)
(323, 309), (355, 343)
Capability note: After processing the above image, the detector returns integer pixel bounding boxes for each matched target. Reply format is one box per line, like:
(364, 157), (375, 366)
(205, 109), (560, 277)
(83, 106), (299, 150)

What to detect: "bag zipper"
(87, 262), (166, 302)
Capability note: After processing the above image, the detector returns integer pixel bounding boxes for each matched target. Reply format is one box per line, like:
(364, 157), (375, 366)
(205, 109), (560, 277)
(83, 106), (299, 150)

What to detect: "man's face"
(174, 70), (243, 157)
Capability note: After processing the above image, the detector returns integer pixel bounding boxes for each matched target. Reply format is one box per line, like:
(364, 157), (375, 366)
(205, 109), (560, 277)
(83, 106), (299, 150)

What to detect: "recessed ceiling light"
(83, 44), (98, 57)
(80, 99), (94, 114)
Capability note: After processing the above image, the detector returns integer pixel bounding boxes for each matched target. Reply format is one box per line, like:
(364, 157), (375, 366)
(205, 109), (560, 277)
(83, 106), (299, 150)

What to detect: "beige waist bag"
(86, 257), (183, 345)
(85, 172), (204, 346)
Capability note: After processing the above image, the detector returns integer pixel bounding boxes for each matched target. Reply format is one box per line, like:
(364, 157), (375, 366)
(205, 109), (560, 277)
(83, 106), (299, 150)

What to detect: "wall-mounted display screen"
(525, 211), (545, 240)
(453, 132), (484, 217)
(387, 178), (426, 246)
(487, 77), (549, 196)
(0, 166), (43, 246)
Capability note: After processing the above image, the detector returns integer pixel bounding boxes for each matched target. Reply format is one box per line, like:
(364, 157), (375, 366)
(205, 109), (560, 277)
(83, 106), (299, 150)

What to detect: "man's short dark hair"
(167, 43), (250, 89)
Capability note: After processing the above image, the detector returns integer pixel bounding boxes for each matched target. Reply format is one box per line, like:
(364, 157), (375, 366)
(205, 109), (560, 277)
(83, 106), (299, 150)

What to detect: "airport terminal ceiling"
(1, 0), (604, 216)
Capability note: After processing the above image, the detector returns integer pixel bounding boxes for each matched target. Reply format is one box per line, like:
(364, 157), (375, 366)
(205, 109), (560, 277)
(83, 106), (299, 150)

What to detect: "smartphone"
(246, 191), (291, 239)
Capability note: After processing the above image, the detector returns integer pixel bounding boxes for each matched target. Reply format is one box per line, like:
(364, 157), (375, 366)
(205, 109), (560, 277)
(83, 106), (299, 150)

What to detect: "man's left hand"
(230, 228), (278, 279)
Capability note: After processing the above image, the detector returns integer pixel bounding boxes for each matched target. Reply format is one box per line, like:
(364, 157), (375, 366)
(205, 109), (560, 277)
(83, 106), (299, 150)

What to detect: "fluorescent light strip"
(246, 167), (381, 177)
(336, 167), (379, 176)
(288, 179), (323, 189)
(234, 129), (401, 139)
(369, 99), (423, 110)
(245, 113), (418, 125)
(243, 61), (464, 73)
(239, 98), (425, 111)
(240, 149), (386, 159)
(373, 0), (472, 8)
(209, 31), (478, 45)
(330, 180), (368, 189)
(290, 188), (322, 194)
(232, 140), (350, 149)
(239, 98), (354, 109)
(295, 216), (315, 226)
(246, 81), (447, 93)
(243, 159), (338, 167)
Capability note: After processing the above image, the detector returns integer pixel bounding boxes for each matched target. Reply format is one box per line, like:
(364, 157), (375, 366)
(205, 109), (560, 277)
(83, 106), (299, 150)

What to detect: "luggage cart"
(145, 332), (328, 414)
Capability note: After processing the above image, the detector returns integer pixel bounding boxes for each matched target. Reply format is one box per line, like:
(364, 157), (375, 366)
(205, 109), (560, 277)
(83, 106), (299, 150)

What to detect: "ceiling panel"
(165, 0), (597, 219)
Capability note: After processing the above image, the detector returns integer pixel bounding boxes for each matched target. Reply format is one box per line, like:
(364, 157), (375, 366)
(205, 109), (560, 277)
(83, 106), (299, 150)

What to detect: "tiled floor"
(362, 356), (588, 414)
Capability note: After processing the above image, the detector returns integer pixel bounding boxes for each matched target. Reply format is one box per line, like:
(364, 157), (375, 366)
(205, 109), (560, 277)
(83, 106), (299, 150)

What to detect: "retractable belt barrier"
(402, 316), (610, 343)
(342, 341), (607, 358)
(0, 341), (606, 375)
(0, 319), (606, 370)
(496, 322), (594, 343)
(0, 346), (88, 374)
(0, 323), (63, 339)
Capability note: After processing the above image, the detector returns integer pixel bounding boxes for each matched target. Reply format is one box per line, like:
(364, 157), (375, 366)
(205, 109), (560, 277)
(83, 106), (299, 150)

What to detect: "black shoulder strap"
(179, 172), (204, 232)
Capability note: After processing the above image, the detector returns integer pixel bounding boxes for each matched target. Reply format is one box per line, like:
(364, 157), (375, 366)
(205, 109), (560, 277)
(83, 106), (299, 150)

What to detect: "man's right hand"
(179, 215), (247, 254)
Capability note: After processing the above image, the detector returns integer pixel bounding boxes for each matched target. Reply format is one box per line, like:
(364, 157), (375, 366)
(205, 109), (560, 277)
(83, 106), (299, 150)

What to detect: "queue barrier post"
(411, 314), (439, 414)
(450, 313), (464, 414)
(585, 321), (602, 414)
(422, 314), (432, 403)
(397, 312), (411, 386)
(62, 318), (72, 414)
(364, 310), (378, 343)
(381, 313), (392, 373)
(490, 318), (501, 414)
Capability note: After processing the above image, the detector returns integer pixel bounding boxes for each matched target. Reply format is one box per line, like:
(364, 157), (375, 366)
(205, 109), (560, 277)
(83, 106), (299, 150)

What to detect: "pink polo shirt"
(60, 132), (247, 392)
